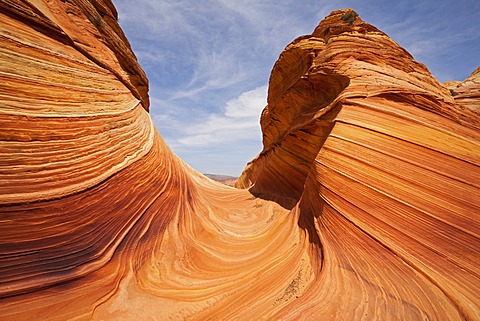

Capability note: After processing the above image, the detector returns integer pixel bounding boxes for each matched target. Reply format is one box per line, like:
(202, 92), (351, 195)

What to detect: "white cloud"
(176, 85), (267, 147)
(224, 86), (267, 118)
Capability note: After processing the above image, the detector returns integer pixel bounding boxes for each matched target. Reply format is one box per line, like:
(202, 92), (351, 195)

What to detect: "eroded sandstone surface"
(0, 2), (478, 320)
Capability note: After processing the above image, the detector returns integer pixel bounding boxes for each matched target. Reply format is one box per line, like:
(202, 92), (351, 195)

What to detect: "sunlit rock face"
(0, 3), (478, 320)
(445, 66), (480, 115)
(237, 8), (480, 320)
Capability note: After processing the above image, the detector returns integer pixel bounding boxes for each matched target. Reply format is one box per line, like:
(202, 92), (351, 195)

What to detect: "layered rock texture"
(445, 66), (480, 114)
(0, 2), (478, 320)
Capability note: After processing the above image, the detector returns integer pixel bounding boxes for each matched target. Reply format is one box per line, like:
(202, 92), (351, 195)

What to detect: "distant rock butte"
(0, 3), (479, 321)
(204, 174), (238, 187)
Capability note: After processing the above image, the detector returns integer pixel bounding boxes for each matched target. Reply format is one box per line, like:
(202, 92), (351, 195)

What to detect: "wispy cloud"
(116, 0), (334, 99)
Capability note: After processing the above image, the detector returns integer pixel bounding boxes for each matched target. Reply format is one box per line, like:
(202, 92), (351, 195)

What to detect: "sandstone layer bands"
(0, 3), (478, 320)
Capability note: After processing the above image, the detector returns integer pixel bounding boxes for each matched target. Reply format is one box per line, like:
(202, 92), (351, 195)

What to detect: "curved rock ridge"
(237, 8), (479, 320)
(236, 9), (478, 201)
(0, 4), (479, 321)
(445, 66), (480, 115)
(0, 0), (152, 205)
(1, 0), (149, 111)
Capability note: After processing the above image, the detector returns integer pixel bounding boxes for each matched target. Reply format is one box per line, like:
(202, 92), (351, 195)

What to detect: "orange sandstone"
(0, 3), (478, 321)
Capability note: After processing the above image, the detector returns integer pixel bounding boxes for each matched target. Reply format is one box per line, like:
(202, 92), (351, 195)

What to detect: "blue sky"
(114, 0), (479, 176)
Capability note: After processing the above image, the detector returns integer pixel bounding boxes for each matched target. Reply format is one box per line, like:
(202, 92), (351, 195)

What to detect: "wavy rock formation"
(0, 2), (478, 320)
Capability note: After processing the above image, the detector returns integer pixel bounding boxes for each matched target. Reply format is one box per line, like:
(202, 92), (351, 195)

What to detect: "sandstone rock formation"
(445, 66), (480, 115)
(0, 2), (478, 320)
